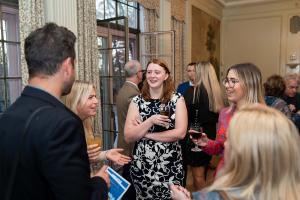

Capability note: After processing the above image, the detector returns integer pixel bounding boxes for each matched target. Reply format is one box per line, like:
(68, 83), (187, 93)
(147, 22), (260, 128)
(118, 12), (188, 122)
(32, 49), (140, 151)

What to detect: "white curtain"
(19, 0), (44, 86)
(77, 0), (102, 133)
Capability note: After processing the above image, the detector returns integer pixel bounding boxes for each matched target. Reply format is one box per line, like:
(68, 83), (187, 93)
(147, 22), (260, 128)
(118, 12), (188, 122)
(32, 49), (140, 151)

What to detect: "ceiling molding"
(214, 0), (290, 7)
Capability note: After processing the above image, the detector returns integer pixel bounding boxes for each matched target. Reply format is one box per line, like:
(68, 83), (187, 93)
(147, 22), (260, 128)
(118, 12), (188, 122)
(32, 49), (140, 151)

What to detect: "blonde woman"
(191, 63), (265, 175)
(65, 80), (131, 165)
(172, 105), (300, 200)
(183, 61), (224, 190)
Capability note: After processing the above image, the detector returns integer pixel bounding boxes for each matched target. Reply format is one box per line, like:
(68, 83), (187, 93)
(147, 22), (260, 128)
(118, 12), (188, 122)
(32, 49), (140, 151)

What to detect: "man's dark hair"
(187, 62), (196, 67)
(25, 23), (76, 77)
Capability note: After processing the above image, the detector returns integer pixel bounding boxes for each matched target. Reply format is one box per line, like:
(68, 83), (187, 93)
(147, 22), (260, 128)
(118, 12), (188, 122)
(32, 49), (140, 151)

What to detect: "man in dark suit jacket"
(0, 23), (109, 200)
(116, 60), (143, 199)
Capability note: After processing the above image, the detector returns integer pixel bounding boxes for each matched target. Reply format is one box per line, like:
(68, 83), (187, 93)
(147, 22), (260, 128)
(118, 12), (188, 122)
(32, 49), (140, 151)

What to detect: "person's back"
(0, 87), (97, 200)
(116, 60), (142, 200)
(116, 60), (142, 157)
(0, 23), (108, 200)
(116, 82), (140, 155)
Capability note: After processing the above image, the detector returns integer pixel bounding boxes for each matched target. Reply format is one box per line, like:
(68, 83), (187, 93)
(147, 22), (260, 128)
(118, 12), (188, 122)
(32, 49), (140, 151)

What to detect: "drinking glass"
(86, 133), (103, 175)
(190, 126), (203, 152)
(159, 104), (170, 128)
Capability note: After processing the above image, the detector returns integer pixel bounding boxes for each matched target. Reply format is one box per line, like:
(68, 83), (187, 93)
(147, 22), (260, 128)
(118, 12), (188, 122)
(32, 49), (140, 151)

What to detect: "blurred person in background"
(283, 73), (300, 113)
(177, 62), (196, 96)
(183, 61), (224, 191)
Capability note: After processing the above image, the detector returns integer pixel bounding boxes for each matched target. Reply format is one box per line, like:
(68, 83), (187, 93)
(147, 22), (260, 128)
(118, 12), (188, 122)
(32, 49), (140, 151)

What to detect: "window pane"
(99, 49), (109, 76)
(100, 77), (112, 105)
(6, 43), (21, 77)
(112, 48), (125, 76)
(128, 6), (137, 28)
(0, 79), (5, 112)
(113, 77), (125, 103)
(105, 0), (116, 19)
(118, 2), (126, 18)
(100, 77), (125, 105)
(2, 12), (19, 42)
(97, 36), (108, 49)
(7, 78), (21, 105)
(0, 44), (5, 77)
(96, 0), (105, 20)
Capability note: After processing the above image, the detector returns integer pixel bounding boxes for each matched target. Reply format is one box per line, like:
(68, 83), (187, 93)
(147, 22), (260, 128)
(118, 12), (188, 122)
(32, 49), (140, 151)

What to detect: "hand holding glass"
(159, 104), (170, 128)
(86, 134), (103, 175)
(189, 126), (203, 152)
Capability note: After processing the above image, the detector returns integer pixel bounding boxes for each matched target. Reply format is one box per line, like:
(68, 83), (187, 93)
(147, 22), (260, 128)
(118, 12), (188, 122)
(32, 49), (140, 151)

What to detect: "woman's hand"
(94, 165), (110, 188)
(150, 114), (170, 128)
(170, 184), (191, 200)
(189, 130), (209, 147)
(106, 148), (131, 165)
(87, 144), (101, 163)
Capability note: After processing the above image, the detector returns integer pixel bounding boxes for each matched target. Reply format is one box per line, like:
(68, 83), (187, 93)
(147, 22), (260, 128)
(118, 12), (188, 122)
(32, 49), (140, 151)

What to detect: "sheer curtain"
(19, 0), (44, 86)
(171, 0), (185, 85)
(77, 0), (102, 133)
(172, 18), (185, 86)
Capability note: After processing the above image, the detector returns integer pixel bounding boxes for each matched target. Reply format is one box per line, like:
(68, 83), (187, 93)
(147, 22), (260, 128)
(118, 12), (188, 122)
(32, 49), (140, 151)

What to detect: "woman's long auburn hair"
(141, 58), (174, 103)
(207, 105), (300, 200)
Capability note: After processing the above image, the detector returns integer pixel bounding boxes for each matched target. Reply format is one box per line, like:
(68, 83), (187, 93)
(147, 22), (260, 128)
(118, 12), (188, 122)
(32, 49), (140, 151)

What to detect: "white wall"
(221, 0), (300, 81)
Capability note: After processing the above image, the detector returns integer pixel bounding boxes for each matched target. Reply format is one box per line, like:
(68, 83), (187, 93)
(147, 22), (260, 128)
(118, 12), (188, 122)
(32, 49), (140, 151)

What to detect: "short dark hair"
(187, 62), (196, 67)
(25, 23), (76, 78)
(264, 74), (286, 97)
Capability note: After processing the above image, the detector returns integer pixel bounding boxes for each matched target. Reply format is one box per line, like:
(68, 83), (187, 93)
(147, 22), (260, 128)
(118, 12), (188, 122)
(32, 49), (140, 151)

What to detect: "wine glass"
(159, 103), (170, 128)
(190, 126), (203, 152)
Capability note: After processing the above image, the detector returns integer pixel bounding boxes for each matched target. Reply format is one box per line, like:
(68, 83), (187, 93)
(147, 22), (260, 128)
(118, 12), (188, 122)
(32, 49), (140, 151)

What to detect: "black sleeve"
(41, 114), (108, 200)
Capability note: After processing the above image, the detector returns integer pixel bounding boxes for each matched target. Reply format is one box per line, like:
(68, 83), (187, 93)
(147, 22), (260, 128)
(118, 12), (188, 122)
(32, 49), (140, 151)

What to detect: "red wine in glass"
(191, 131), (202, 139)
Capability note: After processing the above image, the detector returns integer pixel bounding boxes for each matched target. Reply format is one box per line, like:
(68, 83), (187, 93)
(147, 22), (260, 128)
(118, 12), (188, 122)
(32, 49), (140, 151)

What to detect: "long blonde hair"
(208, 105), (300, 200)
(65, 80), (95, 136)
(194, 61), (224, 112)
(227, 63), (265, 108)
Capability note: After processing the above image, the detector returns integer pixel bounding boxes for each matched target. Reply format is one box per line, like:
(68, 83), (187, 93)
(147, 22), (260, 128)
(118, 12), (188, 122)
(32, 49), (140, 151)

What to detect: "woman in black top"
(183, 61), (224, 191)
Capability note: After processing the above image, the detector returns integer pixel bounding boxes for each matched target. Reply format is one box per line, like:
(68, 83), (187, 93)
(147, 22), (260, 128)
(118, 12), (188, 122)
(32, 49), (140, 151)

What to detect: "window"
(96, 0), (140, 149)
(96, 0), (139, 29)
(0, 3), (21, 113)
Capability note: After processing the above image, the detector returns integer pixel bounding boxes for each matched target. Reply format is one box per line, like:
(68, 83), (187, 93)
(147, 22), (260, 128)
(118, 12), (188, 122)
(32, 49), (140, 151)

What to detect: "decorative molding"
(171, 0), (186, 22)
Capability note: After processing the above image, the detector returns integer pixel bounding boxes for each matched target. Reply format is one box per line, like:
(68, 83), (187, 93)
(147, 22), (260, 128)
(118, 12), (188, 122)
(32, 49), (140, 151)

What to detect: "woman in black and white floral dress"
(124, 58), (188, 200)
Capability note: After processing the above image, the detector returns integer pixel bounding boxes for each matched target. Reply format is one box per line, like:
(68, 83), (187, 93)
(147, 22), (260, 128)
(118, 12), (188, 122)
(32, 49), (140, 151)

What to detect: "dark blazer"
(0, 86), (108, 200)
(116, 81), (140, 156)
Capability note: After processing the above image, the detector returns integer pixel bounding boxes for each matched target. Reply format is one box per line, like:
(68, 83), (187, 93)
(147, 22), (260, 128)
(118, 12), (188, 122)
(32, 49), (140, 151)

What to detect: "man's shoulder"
(1, 95), (79, 125)
(177, 81), (189, 88)
(116, 83), (139, 102)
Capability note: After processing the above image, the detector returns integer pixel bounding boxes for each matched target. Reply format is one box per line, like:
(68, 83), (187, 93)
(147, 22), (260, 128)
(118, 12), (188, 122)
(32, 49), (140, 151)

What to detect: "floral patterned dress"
(130, 93), (184, 200)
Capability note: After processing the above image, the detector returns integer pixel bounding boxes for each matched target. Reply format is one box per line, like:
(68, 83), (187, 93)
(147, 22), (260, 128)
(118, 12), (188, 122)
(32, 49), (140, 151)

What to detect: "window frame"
(0, 3), (21, 113)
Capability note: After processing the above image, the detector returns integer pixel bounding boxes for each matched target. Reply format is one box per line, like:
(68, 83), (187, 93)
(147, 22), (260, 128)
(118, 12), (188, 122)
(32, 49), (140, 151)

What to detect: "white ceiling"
(216, 0), (292, 6)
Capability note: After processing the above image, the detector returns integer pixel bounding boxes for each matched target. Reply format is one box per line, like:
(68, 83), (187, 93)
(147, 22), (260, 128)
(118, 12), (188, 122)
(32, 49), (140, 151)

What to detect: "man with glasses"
(116, 60), (143, 199)
(177, 62), (196, 95)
